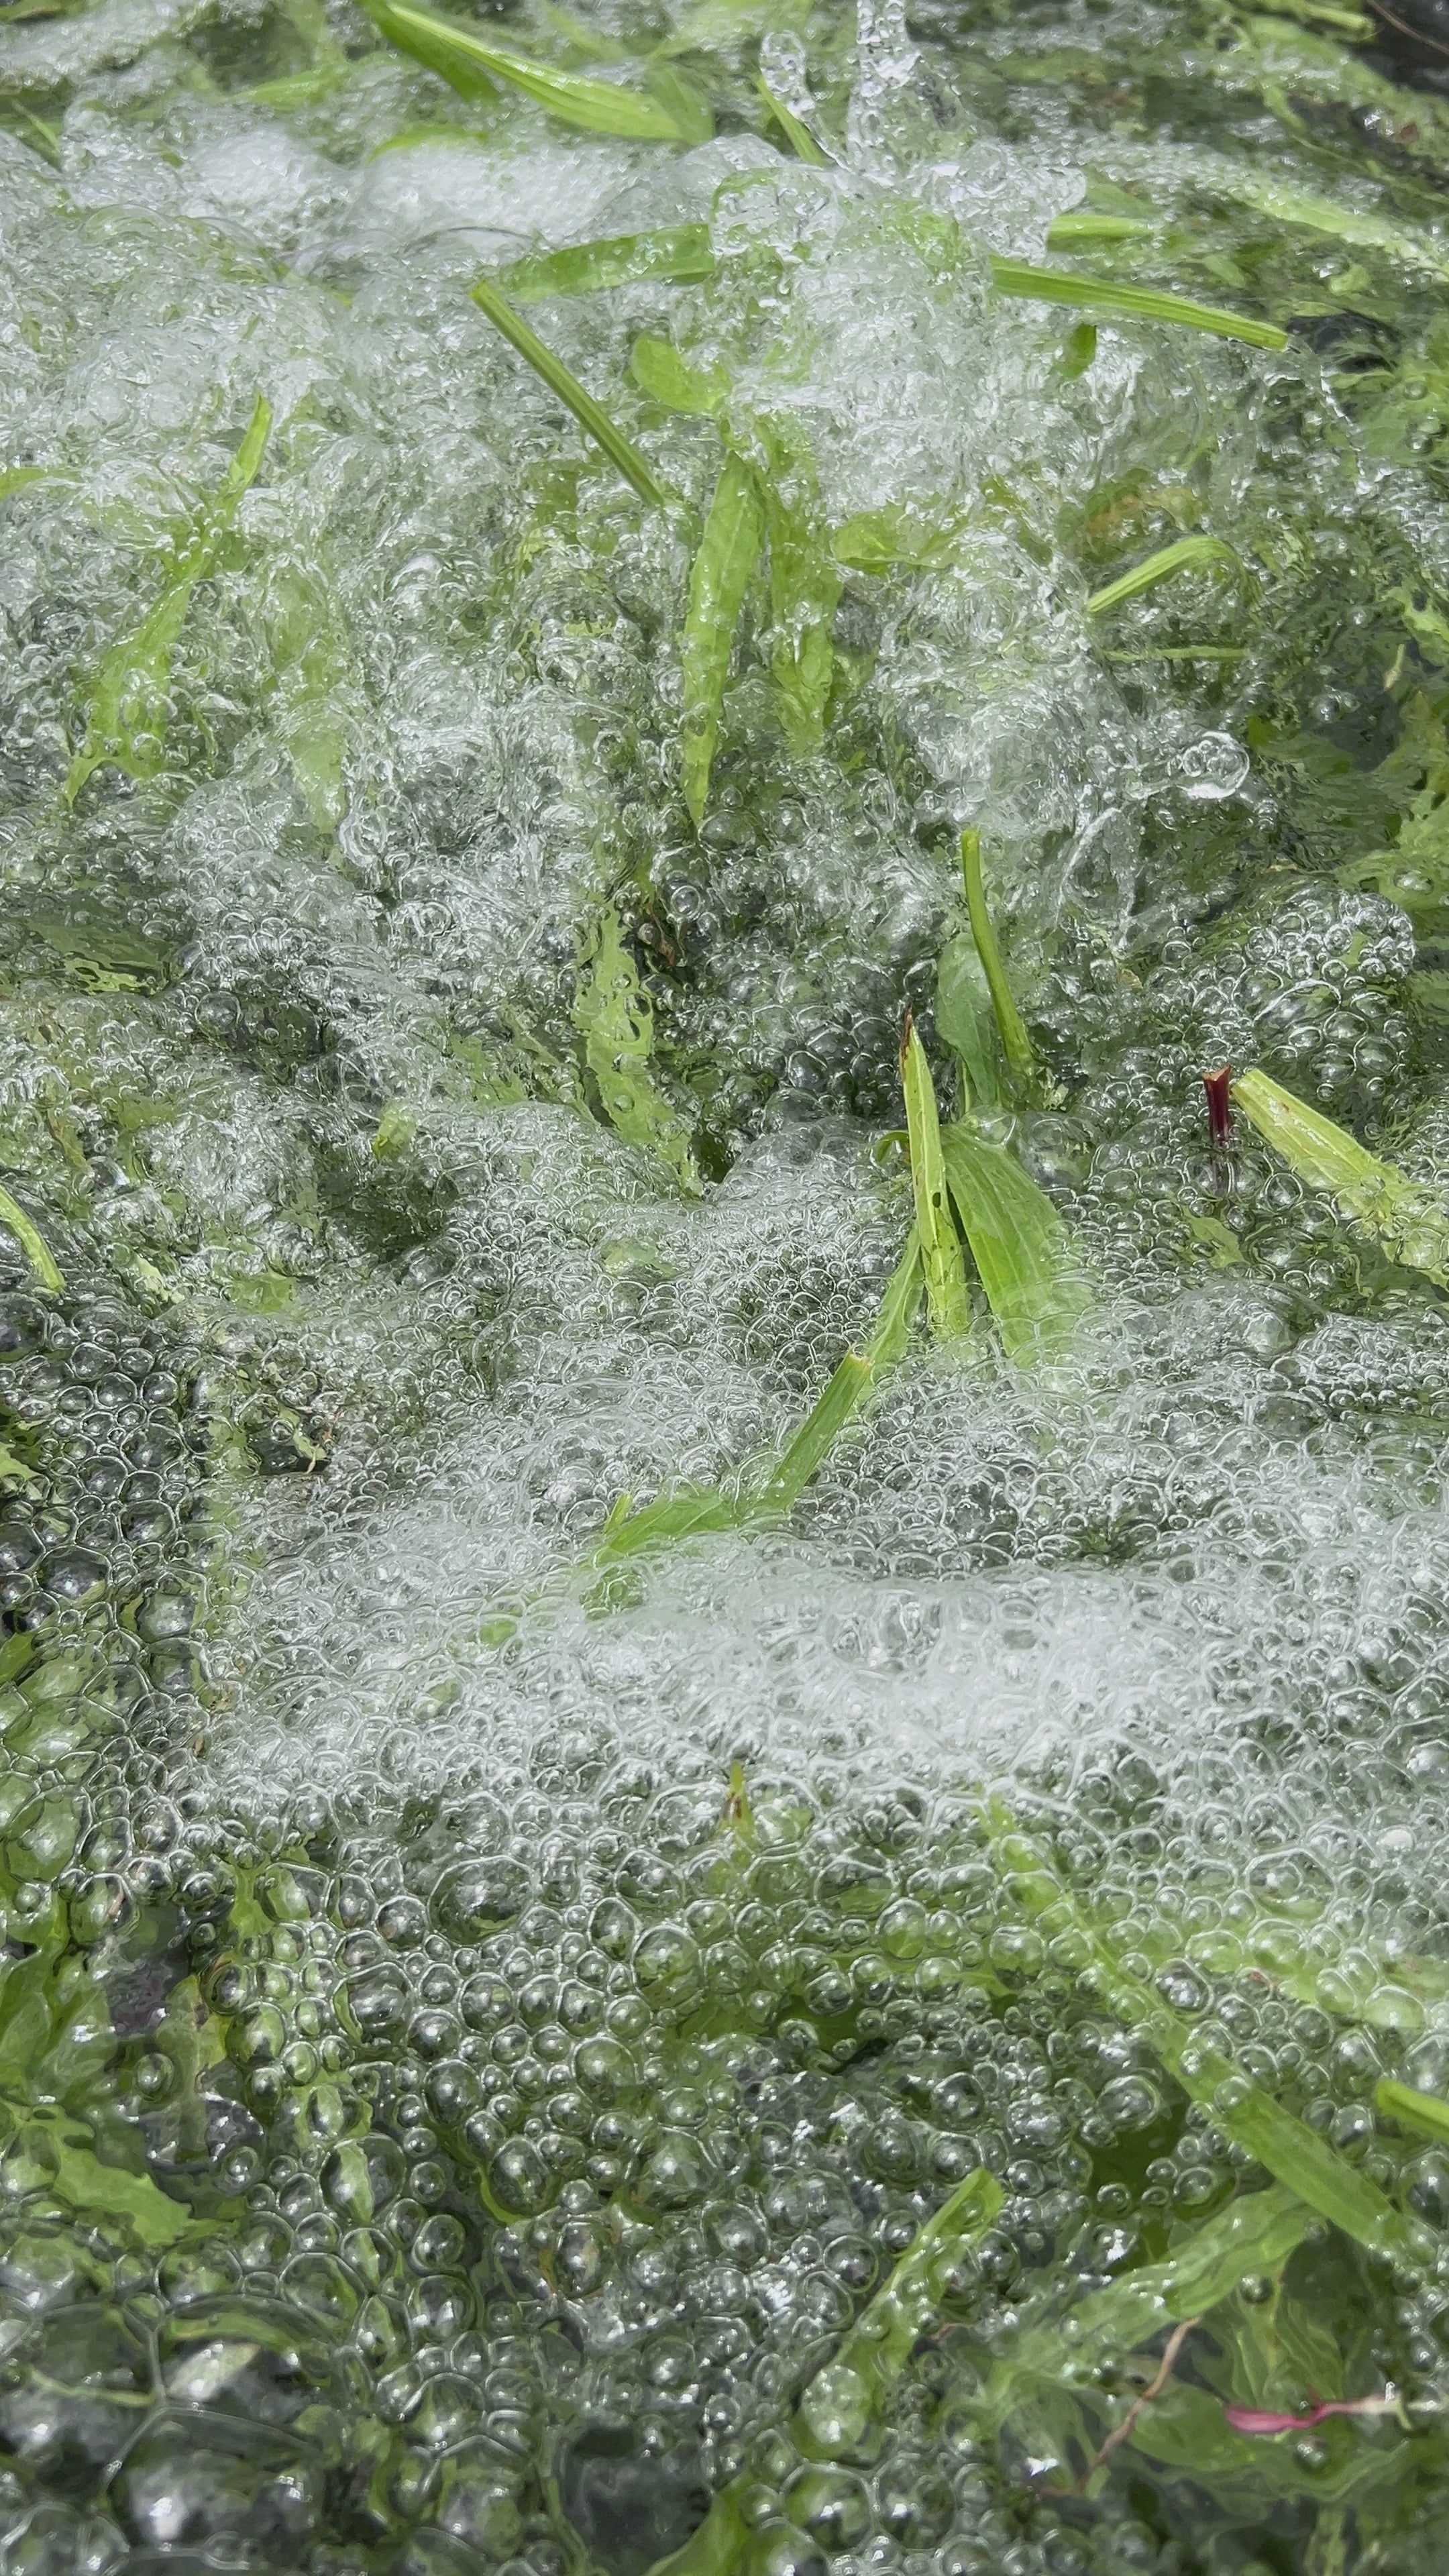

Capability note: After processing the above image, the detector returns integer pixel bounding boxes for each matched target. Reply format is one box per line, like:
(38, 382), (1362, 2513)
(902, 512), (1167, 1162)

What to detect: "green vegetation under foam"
(11, 0), (1449, 2567)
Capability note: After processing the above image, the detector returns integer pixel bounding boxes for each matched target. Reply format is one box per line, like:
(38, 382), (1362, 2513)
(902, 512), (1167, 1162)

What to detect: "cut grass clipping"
(482, 218), (1288, 350)
(681, 455), (763, 826)
(1232, 1066), (1449, 1289)
(360, 0), (702, 136)
(1085, 532), (1243, 618)
(470, 281), (668, 509)
(64, 394), (272, 805)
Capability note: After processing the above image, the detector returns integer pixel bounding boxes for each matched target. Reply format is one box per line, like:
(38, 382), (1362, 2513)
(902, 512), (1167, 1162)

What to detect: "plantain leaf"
(64, 394), (272, 805)
(1232, 1067), (1449, 1291)
(939, 1123), (1087, 1362)
(362, 0), (694, 134)
(901, 1018), (971, 1340)
(573, 908), (701, 1195)
(471, 280), (669, 508)
(680, 453), (764, 824)
(504, 223), (715, 301)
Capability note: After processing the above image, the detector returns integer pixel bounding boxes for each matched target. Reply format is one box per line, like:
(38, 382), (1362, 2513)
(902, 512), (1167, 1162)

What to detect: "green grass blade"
(795, 2166), (1005, 2456)
(901, 1016), (971, 1340)
(755, 67), (828, 162)
(0, 1188), (64, 1293)
(1375, 2077), (1449, 2145)
(936, 929), (1002, 1110)
(761, 1230), (922, 1509)
(64, 392), (272, 805)
(961, 828), (1036, 1087)
(502, 224), (715, 301)
(1224, 172), (1449, 279)
(755, 417), (839, 754)
(1232, 1067), (1449, 1289)
(470, 280), (669, 508)
(573, 908), (700, 1193)
(630, 333), (729, 416)
(1046, 209), (1156, 248)
(832, 500), (961, 570)
(591, 1484), (745, 1565)
(681, 453), (764, 825)
(643, 60), (714, 142)
(651, 2168), (1004, 2574)
(1085, 532), (1242, 617)
(985, 1802), (1425, 2265)
(989, 257), (1288, 350)
(1004, 2183), (1313, 2400)
(939, 1124), (1086, 1363)
(364, 0), (693, 134)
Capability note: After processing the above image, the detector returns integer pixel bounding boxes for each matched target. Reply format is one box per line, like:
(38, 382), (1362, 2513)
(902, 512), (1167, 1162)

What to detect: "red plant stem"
(1202, 1065), (1232, 1150)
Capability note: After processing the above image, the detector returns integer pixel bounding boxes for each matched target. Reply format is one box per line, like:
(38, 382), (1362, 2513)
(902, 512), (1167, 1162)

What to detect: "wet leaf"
(1085, 532), (1242, 617)
(1232, 1068), (1449, 1291)
(901, 1017), (971, 1340)
(471, 280), (669, 508)
(363, 0), (695, 134)
(990, 258), (1288, 348)
(681, 452), (764, 824)
(573, 908), (701, 1194)
(64, 394), (272, 804)
(504, 225), (716, 301)
(940, 1124), (1087, 1363)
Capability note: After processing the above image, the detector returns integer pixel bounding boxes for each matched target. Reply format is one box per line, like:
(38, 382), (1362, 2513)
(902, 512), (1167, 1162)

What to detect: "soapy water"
(7, 0), (1449, 2563)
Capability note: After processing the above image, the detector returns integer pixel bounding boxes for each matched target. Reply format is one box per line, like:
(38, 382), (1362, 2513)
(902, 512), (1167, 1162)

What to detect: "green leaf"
(34, 2116), (209, 2245)
(989, 257), (1288, 349)
(1085, 533), (1242, 618)
(64, 394), (272, 804)
(1224, 172), (1449, 278)
(1375, 2076), (1449, 2145)
(641, 60), (714, 142)
(0, 1185), (63, 1293)
(1232, 1067), (1449, 1291)
(939, 1124), (1086, 1364)
(652, 2169), (1004, 2575)
(573, 908), (701, 1194)
(936, 931), (1002, 1110)
(630, 331), (729, 416)
(362, 0), (694, 134)
(755, 67), (828, 163)
(961, 828), (1036, 1089)
(681, 453), (764, 825)
(471, 280), (669, 509)
(994, 2184), (1316, 2424)
(759, 1230), (923, 1509)
(832, 500), (961, 571)
(753, 417), (839, 754)
(504, 224), (716, 301)
(985, 1801), (1425, 2266)
(796, 2165), (1006, 2454)
(1046, 209), (1157, 248)
(901, 1018), (971, 1340)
